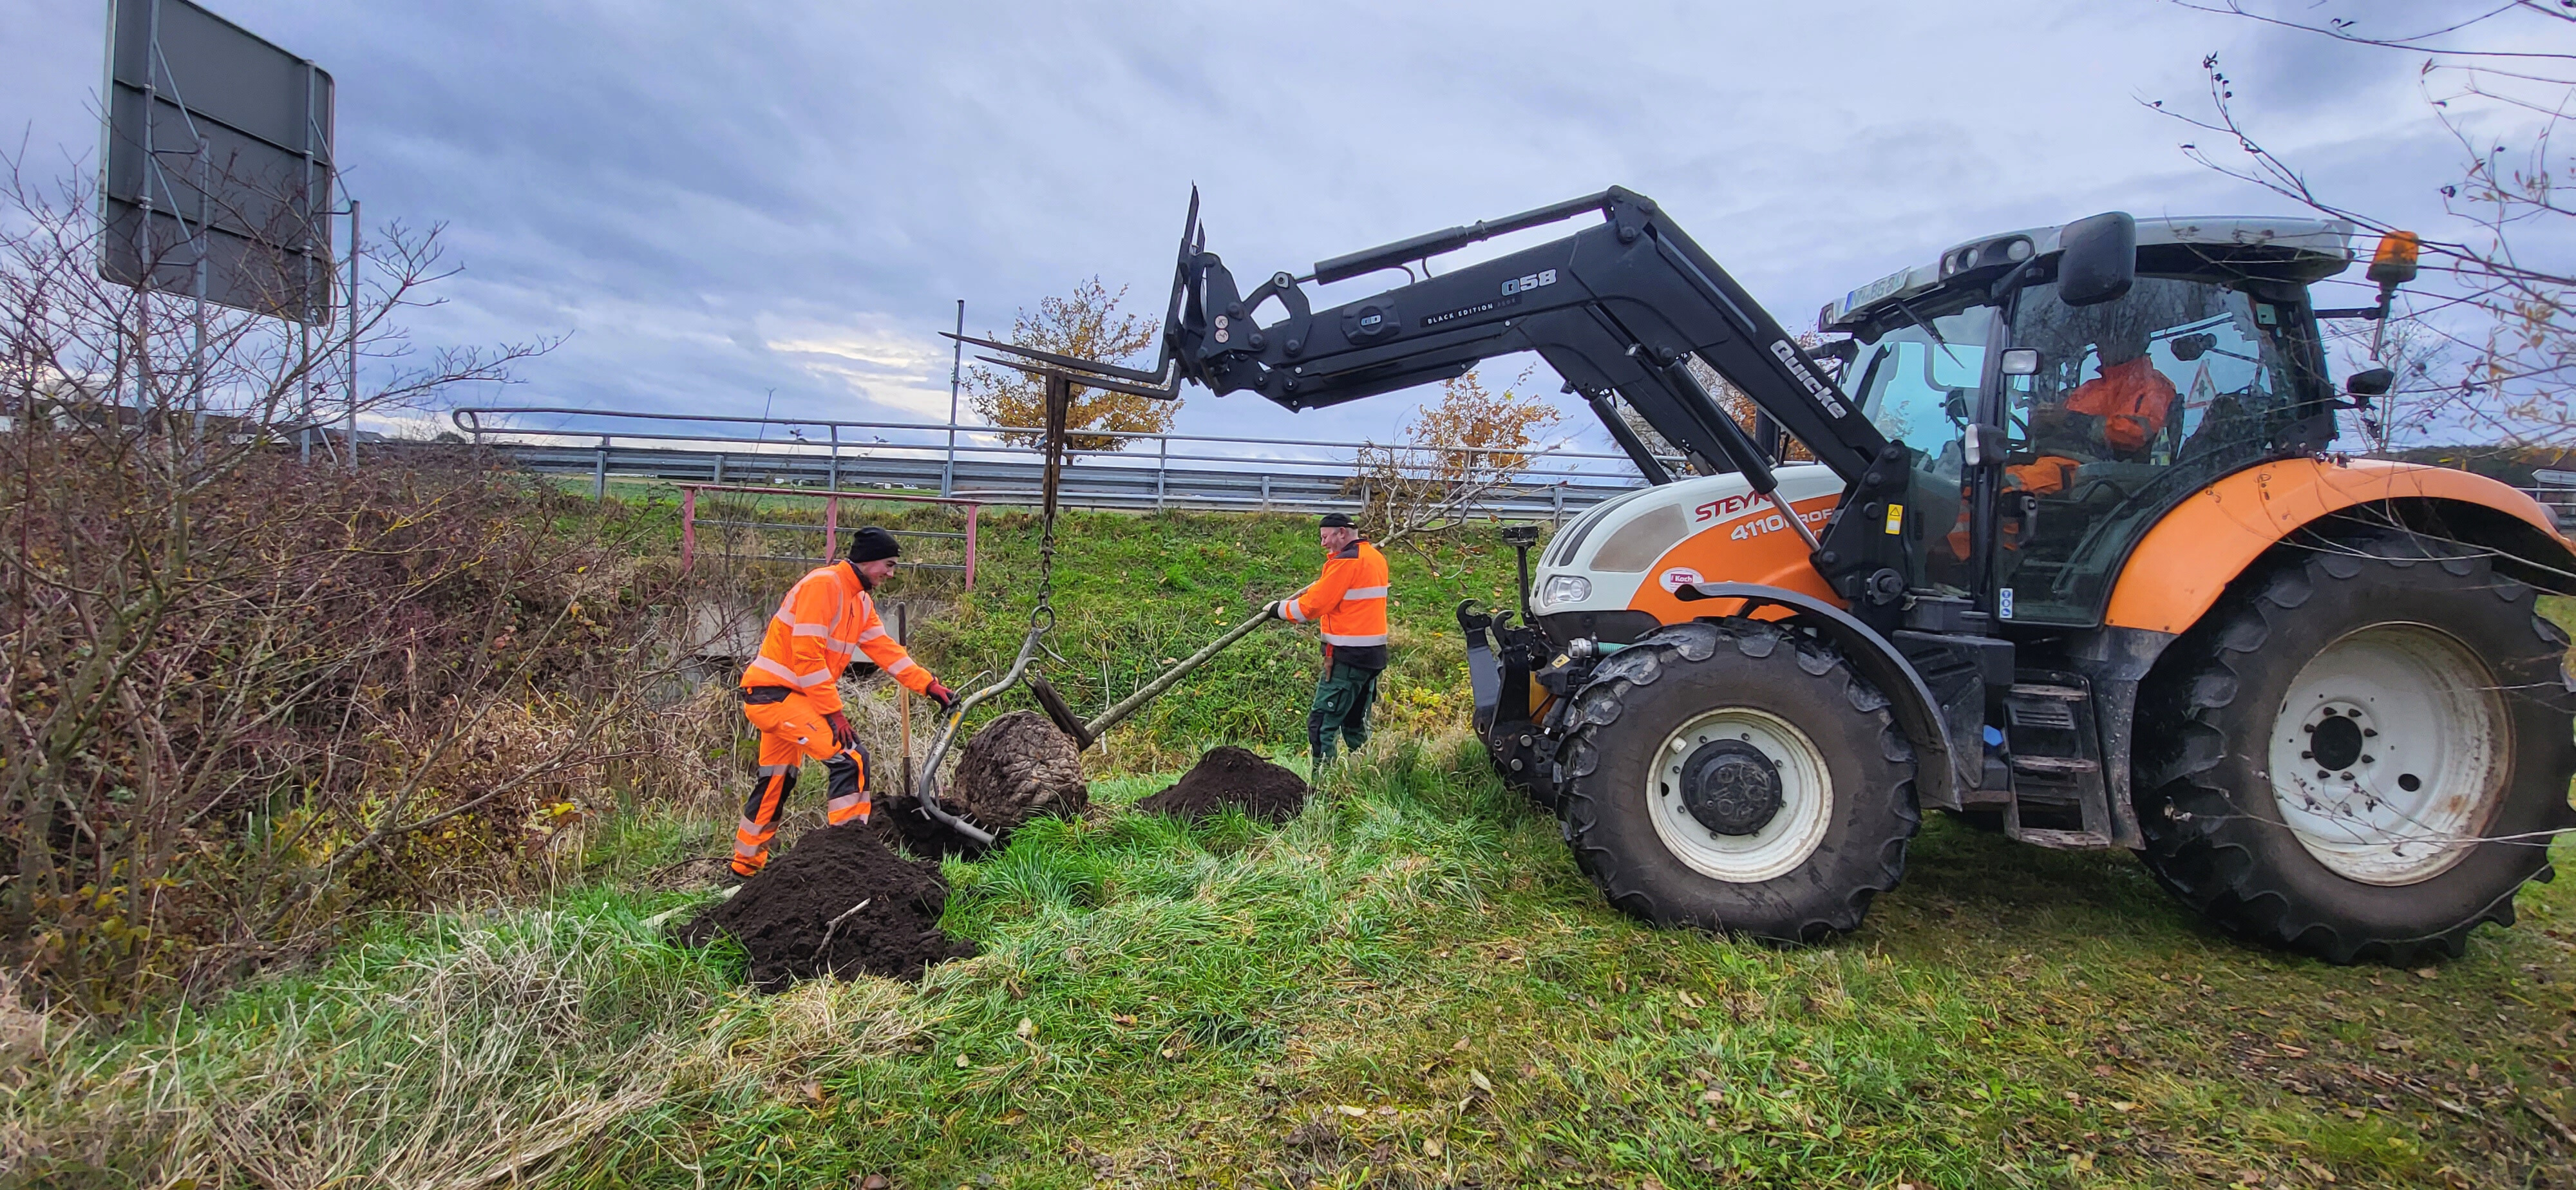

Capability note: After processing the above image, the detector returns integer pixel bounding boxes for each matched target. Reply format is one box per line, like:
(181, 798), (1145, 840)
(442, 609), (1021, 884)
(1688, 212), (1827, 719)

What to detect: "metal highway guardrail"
(451, 406), (1661, 523)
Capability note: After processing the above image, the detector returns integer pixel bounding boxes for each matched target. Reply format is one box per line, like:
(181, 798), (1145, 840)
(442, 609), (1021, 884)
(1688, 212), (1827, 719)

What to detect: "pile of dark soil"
(677, 822), (976, 991)
(947, 710), (1088, 834)
(1134, 746), (1309, 824)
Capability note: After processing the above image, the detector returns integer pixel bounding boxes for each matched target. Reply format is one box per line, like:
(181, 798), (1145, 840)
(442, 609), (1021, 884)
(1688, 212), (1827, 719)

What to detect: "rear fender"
(2106, 458), (2575, 634)
(1672, 582), (1958, 809)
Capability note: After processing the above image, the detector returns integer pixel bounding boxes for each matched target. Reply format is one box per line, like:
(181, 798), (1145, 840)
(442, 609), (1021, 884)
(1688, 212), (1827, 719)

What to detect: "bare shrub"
(1350, 371), (1564, 544)
(2165, 1), (2576, 449)
(0, 158), (725, 1015)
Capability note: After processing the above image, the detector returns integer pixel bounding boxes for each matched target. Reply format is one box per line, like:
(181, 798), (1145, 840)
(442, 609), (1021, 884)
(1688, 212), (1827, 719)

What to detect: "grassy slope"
(12, 509), (2576, 1189)
(911, 507), (1526, 772)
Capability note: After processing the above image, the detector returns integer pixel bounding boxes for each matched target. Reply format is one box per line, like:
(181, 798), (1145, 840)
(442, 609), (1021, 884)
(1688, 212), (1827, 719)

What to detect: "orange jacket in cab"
(741, 561), (934, 711)
(1283, 538), (1390, 668)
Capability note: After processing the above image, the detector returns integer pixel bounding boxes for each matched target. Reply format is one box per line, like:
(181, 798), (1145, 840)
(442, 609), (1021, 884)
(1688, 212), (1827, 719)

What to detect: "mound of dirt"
(1133, 746), (1309, 824)
(677, 822), (976, 991)
(947, 710), (1088, 834)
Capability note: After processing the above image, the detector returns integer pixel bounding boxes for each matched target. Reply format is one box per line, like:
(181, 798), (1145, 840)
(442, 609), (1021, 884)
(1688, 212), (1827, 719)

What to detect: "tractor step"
(2011, 754), (2101, 775)
(2013, 827), (2116, 850)
(2000, 669), (2114, 845)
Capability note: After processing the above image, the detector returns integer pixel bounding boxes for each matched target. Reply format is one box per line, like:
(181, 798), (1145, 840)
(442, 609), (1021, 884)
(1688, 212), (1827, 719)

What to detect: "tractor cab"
(1818, 216), (2356, 627)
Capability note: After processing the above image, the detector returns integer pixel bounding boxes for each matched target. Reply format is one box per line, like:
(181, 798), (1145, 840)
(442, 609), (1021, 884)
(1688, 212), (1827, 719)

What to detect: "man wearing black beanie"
(726, 525), (956, 877)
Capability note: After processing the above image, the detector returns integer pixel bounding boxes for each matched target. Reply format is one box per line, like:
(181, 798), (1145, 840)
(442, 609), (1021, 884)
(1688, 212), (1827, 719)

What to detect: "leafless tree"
(0, 159), (723, 1015)
(2164, 1), (2576, 449)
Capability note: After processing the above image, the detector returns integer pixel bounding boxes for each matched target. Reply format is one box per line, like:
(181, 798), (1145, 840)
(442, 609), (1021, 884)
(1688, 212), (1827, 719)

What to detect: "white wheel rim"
(2267, 622), (2508, 885)
(1646, 707), (1834, 883)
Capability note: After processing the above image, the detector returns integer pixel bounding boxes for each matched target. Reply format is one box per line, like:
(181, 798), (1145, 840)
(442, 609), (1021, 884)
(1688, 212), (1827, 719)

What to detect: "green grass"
(911, 509), (1525, 771)
(12, 739), (2574, 1188)
(13, 511), (2575, 1187)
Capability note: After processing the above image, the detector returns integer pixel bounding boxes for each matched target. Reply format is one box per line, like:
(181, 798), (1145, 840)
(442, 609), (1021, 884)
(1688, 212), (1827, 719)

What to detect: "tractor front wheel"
(1557, 621), (1919, 943)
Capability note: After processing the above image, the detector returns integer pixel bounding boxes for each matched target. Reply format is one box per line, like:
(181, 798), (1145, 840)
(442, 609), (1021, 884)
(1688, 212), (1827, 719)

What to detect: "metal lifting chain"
(1028, 372), (1072, 638)
(909, 371), (1078, 846)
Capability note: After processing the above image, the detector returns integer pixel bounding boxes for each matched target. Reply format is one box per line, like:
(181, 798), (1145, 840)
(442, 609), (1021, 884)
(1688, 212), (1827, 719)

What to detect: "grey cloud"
(0, 0), (2523, 449)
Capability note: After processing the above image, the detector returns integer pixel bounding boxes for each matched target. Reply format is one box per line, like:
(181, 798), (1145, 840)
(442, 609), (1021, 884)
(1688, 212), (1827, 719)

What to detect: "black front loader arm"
(963, 187), (1920, 617)
(1175, 187), (1915, 615)
(1173, 188), (1895, 478)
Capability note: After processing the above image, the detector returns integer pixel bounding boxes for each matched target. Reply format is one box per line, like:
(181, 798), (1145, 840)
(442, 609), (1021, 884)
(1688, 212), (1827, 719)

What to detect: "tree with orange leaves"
(964, 277), (1180, 452)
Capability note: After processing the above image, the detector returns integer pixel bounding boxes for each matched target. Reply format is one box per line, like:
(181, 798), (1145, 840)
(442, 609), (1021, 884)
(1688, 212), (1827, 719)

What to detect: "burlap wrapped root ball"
(946, 710), (1088, 833)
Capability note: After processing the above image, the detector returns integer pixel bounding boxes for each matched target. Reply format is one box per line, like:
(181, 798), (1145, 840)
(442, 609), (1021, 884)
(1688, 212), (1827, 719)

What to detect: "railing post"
(823, 494), (839, 561)
(712, 453), (726, 486)
(593, 437), (609, 500)
(1156, 436), (1168, 511)
(679, 487), (697, 572)
(1553, 483), (1564, 530)
(828, 424), (840, 492)
(963, 503), (978, 591)
(1261, 473), (1271, 511)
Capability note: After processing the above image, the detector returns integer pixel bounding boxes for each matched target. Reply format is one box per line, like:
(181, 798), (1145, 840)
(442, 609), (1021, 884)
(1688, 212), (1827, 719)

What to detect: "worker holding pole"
(730, 527), (956, 878)
(1269, 512), (1390, 775)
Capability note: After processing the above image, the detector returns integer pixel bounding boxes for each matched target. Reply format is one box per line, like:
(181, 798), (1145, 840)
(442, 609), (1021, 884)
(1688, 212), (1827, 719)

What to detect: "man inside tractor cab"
(2007, 311), (2184, 502)
(2064, 316), (2182, 460)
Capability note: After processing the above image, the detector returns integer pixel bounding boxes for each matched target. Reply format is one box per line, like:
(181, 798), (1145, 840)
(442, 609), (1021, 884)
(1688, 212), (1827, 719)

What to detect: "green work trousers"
(1307, 661), (1381, 770)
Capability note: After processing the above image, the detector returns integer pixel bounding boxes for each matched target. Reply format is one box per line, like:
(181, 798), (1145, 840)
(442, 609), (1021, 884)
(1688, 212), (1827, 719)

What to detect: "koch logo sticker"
(1658, 567), (1703, 593)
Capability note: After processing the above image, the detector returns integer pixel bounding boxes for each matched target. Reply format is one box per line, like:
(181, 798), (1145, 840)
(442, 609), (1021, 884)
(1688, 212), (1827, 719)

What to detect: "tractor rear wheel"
(2134, 536), (2576, 965)
(1557, 621), (1919, 943)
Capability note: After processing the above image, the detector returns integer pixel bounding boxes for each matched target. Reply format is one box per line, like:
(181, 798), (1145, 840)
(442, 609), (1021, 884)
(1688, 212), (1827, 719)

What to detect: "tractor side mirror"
(2058, 211), (2137, 308)
(2345, 368), (2395, 397)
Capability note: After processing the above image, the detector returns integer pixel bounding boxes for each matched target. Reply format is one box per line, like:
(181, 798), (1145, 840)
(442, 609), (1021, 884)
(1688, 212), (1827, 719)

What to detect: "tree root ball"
(947, 710), (1088, 834)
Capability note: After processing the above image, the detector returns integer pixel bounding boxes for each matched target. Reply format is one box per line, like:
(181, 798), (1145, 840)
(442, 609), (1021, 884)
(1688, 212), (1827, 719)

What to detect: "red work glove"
(824, 710), (858, 751)
(925, 680), (958, 713)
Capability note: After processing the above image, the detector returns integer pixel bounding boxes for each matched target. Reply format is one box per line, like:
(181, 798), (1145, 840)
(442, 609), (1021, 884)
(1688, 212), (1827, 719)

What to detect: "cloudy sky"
(0, 1), (2532, 457)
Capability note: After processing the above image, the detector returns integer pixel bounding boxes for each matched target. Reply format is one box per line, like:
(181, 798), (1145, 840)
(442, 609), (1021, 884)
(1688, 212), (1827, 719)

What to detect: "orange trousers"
(733, 690), (871, 876)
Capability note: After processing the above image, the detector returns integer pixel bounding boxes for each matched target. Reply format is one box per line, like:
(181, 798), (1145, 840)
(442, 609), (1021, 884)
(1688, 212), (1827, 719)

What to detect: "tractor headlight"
(1538, 575), (1592, 609)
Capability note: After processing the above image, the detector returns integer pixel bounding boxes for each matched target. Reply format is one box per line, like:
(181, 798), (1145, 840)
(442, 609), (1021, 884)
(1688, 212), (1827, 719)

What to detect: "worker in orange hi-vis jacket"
(729, 526), (956, 878)
(1268, 511), (1390, 775)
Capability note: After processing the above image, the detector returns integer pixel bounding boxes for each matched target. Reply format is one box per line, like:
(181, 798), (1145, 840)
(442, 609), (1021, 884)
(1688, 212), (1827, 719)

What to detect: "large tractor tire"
(2135, 536), (2576, 965)
(1556, 621), (1919, 943)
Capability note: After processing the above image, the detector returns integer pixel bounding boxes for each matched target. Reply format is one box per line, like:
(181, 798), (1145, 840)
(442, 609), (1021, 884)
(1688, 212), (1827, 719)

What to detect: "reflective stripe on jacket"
(1283, 539), (1390, 668)
(740, 561), (934, 712)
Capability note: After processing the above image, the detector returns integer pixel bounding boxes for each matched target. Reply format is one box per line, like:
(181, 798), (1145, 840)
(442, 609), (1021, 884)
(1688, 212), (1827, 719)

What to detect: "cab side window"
(1998, 277), (2298, 623)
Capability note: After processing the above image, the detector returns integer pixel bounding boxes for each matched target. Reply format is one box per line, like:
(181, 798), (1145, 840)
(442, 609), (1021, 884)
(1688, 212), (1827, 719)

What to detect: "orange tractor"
(978, 189), (2576, 964)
